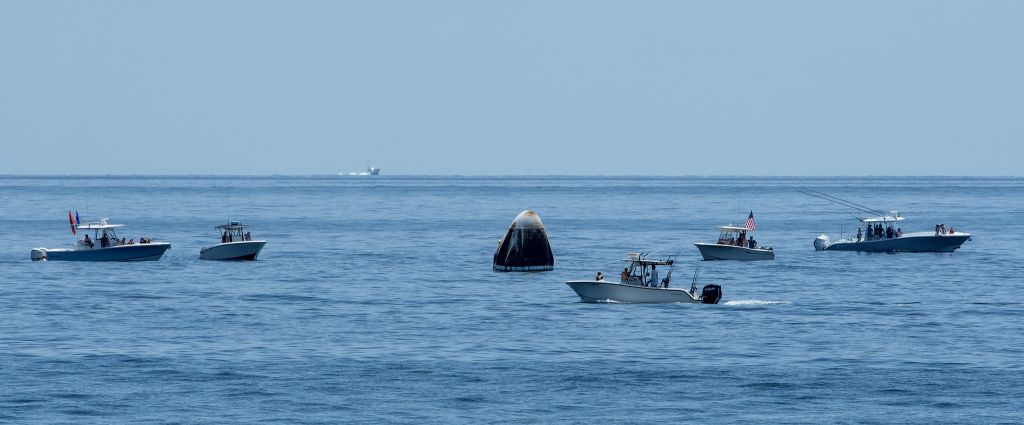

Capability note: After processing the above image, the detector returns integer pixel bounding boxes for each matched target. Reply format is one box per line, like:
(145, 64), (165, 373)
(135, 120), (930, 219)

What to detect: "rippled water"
(1, 176), (1022, 423)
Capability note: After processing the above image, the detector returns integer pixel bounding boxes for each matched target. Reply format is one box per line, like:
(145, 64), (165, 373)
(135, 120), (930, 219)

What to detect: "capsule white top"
(215, 221), (247, 230)
(512, 210), (545, 229)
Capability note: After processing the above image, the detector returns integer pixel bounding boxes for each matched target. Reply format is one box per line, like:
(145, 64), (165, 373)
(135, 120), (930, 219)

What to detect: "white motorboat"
(813, 214), (971, 252)
(801, 188), (971, 253)
(565, 253), (722, 304)
(694, 225), (775, 261)
(31, 218), (171, 261)
(341, 163), (382, 176)
(200, 222), (266, 260)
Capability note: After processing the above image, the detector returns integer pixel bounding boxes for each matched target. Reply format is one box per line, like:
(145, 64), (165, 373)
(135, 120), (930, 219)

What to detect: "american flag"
(744, 211), (756, 231)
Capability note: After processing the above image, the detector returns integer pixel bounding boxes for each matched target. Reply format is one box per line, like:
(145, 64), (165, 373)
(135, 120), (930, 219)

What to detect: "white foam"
(723, 299), (789, 306)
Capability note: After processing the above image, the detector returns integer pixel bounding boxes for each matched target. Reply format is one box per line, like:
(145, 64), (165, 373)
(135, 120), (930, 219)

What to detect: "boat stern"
(814, 235), (831, 251)
(30, 248), (47, 261)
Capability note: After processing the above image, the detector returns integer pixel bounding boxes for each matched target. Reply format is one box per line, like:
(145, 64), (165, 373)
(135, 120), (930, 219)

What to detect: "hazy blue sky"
(1, 1), (1020, 175)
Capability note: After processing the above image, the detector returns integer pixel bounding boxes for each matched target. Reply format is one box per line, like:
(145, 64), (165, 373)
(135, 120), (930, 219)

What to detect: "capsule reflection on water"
(493, 210), (554, 272)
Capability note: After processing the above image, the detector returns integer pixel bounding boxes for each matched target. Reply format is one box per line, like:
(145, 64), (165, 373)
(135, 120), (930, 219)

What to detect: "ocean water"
(1, 176), (1022, 423)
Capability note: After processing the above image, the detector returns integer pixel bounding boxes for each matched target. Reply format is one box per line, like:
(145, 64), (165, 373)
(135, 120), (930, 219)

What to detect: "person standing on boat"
(620, 267), (629, 283)
(649, 264), (659, 287)
(856, 227), (863, 242)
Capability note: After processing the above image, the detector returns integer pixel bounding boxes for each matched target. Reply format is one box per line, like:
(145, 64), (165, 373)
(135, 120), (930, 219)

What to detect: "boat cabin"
(619, 252), (674, 287)
(715, 225), (755, 247)
(859, 212), (905, 241)
(216, 221), (254, 243)
(74, 218), (153, 249)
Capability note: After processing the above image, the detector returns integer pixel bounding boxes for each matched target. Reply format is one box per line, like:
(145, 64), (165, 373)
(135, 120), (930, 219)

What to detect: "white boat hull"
(565, 280), (706, 304)
(815, 232), (971, 253)
(200, 241), (266, 261)
(32, 243), (171, 262)
(694, 243), (775, 261)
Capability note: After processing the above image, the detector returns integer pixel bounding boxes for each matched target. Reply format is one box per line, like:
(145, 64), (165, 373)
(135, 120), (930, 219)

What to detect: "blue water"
(1, 176), (1022, 423)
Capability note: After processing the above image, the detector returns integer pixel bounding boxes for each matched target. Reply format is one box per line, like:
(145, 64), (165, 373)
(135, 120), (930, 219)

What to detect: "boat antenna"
(798, 187), (889, 218)
(226, 189), (232, 224)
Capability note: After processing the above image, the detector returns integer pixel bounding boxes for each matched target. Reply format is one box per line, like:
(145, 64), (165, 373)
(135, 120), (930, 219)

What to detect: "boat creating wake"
(723, 299), (789, 306)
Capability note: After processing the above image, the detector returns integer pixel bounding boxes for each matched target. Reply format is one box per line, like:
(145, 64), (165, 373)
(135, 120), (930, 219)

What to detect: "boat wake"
(723, 299), (789, 306)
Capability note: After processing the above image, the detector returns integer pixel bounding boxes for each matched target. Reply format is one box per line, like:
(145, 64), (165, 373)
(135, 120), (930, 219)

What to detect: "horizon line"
(0, 173), (1020, 178)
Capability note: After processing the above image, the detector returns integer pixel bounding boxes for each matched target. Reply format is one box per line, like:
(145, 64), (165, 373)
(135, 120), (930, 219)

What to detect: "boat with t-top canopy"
(801, 188), (971, 253)
(694, 219), (775, 261)
(31, 217), (171, 261)
(200, 221), (266, 260)
(565, 253), (722, 304)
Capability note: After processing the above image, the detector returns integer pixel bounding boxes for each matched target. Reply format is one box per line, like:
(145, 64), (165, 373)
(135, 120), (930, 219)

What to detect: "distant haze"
(1, 1), (1021, 176)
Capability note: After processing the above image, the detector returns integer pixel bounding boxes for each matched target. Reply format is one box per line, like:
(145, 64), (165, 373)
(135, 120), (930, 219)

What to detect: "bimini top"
(717, 225), (751, 232)
(622, 252), (674, 265)
(215, 221), (247, 230)
(76, 218), (123, 230)
(860, 215), (905, 223)
(621, 258), (674, 266)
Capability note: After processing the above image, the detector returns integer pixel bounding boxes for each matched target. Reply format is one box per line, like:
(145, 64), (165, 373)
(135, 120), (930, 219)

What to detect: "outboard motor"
(701, 284), (722, 304)
(30, 248), (47, 261)
(814, 235), (831, 251)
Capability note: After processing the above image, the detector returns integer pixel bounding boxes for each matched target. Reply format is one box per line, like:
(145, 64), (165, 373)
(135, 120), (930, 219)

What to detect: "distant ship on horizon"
(340, 163), (381, 176)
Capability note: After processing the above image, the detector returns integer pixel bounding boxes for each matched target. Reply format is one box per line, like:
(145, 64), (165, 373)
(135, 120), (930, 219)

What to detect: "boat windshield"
(80, 227), (126, 248)
(716, 226), (753, 247)
(619, 254), (674, 287)
(218, 224), (253, 242)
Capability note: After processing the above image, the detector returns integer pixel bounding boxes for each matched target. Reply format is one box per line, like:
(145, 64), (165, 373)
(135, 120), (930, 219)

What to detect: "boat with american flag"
(694, 212), (775, 261)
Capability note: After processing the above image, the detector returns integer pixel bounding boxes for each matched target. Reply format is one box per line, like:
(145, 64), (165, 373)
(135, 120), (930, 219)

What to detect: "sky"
(1, 1), (1021, 175)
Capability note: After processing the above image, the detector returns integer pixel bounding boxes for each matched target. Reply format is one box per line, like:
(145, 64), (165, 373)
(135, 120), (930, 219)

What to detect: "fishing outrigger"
(801, 188), (971, 253)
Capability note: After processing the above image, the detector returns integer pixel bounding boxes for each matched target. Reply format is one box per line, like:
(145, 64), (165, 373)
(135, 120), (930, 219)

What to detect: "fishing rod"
(662, 250), (681, 287)
(798, 187), (889, 217)
(689, 259), (703, 295)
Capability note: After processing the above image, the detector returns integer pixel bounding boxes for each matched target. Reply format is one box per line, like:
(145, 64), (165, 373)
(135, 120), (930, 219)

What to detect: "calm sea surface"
(1, 176), (1022, 423)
